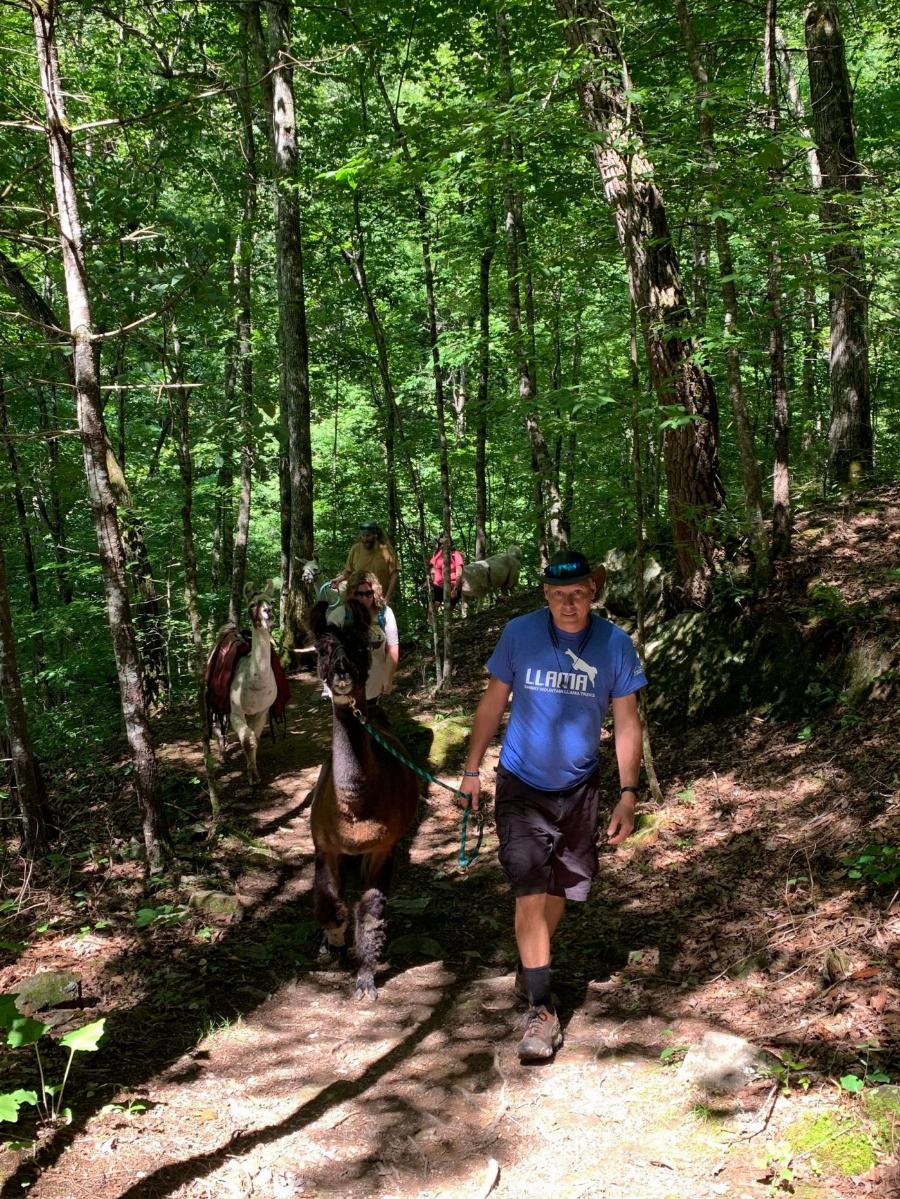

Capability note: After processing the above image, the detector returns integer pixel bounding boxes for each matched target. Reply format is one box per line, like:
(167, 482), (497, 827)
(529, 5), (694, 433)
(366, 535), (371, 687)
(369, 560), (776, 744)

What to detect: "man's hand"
(458, 773), (481, 813)
(607, 796), (636, 845)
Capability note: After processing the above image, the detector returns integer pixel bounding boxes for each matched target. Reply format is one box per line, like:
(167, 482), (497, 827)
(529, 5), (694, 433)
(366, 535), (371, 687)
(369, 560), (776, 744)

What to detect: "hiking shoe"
(518, 1006), (562, 1062)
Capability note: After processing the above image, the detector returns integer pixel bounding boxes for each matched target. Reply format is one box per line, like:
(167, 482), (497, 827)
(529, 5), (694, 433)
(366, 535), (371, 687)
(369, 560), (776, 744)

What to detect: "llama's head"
(308, 599), (372, 706)
(300, 558), (321, 587)
(244, 580), (276, 632)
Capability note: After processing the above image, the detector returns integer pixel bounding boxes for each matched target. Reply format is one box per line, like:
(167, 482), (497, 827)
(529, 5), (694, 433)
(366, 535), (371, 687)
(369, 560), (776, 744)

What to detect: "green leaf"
(839, 1074), (865, 1093)
(0, 994), (19, 1030)
(7, 1016), (48, 1048)
(0, 1089), (37, 1123)
(59, 1018), (106, 1053)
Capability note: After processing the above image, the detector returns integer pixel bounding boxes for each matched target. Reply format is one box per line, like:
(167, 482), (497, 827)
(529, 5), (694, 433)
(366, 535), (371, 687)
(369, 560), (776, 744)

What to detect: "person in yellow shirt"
(330, 521), (399, 604)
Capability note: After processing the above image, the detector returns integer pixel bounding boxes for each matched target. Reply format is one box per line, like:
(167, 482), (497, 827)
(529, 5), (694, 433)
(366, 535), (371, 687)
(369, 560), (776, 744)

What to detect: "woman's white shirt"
(366, 605), (398, 699)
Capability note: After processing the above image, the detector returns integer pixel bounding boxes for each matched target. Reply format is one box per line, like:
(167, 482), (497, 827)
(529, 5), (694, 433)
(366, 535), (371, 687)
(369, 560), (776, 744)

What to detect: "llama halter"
(347, 699), (485, 869)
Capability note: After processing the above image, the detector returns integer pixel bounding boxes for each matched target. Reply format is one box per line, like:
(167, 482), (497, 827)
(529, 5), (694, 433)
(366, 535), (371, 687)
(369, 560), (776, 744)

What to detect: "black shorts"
(494, 764), (600, 902)
(431, 584), (460, 607)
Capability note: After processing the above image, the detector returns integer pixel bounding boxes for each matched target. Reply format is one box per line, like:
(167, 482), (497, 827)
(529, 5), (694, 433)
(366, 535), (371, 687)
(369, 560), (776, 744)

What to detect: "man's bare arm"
(458, 677), (512, 812)
(607, 692), (643, 845)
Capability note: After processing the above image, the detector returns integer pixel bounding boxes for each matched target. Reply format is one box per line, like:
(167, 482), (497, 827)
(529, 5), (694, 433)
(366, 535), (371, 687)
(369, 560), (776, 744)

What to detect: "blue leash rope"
(348, 701), (485, 869)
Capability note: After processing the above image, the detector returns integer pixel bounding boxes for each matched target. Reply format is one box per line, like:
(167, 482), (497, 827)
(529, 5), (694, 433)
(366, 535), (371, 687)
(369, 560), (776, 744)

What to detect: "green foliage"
(0, 993), (106, 1128)
(0, 0), (899, 783)
(766, 1052), (812, 1096)
(659, 1044), (687, 1065)
(843, 845), (900, 887)
(134, 904), (189, 929)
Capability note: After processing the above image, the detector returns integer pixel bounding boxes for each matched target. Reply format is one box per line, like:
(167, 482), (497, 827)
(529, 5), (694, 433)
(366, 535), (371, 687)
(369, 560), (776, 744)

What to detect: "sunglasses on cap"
(543, 560), (591, 581)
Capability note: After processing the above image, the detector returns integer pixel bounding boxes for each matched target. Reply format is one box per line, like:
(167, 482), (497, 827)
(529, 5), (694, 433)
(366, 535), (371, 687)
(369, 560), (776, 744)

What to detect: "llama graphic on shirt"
(564, 648), (597, 686)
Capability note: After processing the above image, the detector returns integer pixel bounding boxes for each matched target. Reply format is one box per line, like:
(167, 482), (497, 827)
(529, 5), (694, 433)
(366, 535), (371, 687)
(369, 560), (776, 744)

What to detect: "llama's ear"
(264, 578), (275, 599)
(243, 582), (254, 600)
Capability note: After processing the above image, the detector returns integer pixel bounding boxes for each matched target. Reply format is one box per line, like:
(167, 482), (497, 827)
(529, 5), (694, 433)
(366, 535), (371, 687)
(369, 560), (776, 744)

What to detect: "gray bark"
(475, 205), (495, 561)
(555, 0), (723, 604)
(675, 0), (770, 588)
(498, 7), (567, 560)
(31, 0), (169, 868)
(805, 3), (873, 486)
(253, 1), (315, 646)
(167, 327), (204, 673)
(766, 0), (792, 559)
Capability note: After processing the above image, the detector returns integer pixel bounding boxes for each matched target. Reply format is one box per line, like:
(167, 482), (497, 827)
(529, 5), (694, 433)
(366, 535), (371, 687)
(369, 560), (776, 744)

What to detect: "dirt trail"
(2, 669), (787, 1199)
(3, 490), (900, 1199)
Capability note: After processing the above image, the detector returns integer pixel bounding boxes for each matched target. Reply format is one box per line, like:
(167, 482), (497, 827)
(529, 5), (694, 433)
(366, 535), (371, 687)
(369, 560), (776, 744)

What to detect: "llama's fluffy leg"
(354, 853), (394, 1002)
(231, 703), (261, 784)
(314, 854), (348, 962)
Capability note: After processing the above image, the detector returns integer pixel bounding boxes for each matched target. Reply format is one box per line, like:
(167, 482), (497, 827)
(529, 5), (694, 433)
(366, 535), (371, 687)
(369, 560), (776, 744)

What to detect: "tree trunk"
(229, 31), (256, 626)
(675, 0), (770, 589)
(341, 193), (438, 677)
(766, 0), (792, 559)
(0, 533), (50, 857)
(0, 376), (40, 612)
(120, 512), (168, 706)
(475, 204), (495, 561)
(628, 303), (662, 804)
(776, 25), (822, 191)
(167, 327), (204, 672)
(561, 285), (583, 540)
(555, 0), (723, 604)
(805, 2), (873, 486)
(498, 7), (567, 559)
(369, 61), (455, 684)
(31, 0), (169, 869)
(253, 1), (315, 648)
(36, 388), (73, 605)
(211, 350), (235, 595)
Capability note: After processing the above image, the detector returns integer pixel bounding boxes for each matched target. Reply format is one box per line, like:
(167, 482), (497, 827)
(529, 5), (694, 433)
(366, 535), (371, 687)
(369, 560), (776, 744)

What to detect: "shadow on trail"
(0, 674), (454, 1198)
(114, 983), (471, 1199)
(2, 639), (893, 1196)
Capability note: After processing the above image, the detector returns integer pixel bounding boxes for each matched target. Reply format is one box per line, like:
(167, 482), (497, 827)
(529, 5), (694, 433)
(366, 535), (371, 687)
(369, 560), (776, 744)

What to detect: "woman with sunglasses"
(345, 569), (399, 706)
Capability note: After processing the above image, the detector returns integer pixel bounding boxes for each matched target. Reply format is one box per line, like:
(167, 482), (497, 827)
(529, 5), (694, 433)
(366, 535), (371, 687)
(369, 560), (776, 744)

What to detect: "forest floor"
(1, 488), (900, 1199)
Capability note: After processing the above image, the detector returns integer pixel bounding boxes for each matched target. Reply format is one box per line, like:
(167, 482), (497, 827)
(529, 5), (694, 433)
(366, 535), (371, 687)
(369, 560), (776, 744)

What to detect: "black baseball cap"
(540, 549), (594, 585)
(359, 520), (381, 533)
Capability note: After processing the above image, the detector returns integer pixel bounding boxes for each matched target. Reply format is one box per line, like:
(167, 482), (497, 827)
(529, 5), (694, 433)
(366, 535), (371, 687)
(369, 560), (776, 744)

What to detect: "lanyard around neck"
(548, 611), (594, 659)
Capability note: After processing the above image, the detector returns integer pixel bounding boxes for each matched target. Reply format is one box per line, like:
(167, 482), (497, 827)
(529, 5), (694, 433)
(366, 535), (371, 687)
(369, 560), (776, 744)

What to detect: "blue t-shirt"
(486, 609), (647, 791)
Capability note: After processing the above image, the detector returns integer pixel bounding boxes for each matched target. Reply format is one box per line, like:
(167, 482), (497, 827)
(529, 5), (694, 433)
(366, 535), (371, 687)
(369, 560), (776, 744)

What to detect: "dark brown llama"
(308, 599), (419, 1000)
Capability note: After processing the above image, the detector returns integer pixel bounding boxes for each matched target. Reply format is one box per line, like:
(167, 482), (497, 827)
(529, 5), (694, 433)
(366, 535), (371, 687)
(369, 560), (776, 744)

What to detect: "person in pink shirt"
(429, 534), (464, 607)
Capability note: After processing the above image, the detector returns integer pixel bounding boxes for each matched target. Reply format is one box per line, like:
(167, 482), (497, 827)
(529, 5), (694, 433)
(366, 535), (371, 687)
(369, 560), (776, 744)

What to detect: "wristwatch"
(619, 785), (640, 797)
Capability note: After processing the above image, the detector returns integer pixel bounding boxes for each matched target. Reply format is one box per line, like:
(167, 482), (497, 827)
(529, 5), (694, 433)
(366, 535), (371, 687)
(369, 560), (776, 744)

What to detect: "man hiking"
(458, 549), (646, 1062)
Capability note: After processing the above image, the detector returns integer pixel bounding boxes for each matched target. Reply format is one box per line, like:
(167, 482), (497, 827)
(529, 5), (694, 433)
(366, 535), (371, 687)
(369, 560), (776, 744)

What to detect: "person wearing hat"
(429, 534), (465, 607)
(457, 548), (646, 1063)
(330, 520), (399, 604)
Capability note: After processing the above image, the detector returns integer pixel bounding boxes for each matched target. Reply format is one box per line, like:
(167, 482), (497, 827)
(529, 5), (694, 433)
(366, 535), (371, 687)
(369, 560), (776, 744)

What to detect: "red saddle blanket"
(204, 629), (289, 733)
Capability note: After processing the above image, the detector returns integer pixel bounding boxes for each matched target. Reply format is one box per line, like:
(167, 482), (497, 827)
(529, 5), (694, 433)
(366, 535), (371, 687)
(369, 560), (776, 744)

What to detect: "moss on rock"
(784, 1111), (876, 1177)
(426, 715), (470, 770)
(864, 1084), (900, 1148)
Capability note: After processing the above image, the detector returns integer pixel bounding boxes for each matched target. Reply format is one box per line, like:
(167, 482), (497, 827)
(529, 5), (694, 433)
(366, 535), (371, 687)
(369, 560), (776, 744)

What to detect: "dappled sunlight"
(2, 494), (899, 1197)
